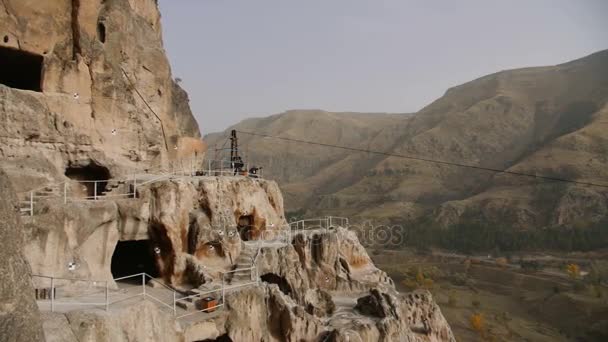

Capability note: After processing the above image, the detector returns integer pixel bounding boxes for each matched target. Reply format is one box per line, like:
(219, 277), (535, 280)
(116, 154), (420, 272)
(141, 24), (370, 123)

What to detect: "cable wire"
(236, 130), (608, 189)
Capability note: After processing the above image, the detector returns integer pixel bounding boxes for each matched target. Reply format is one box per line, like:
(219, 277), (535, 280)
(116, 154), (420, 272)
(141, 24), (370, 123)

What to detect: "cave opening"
(237, 215), (254, 241)
(111, 240), (159, 280)
(198, 334), (233, 342)
(97, 22), (106, 43)
(260, 273), (292, 296)
(65, 162), (110, 198)
(0, 46), (43, 92)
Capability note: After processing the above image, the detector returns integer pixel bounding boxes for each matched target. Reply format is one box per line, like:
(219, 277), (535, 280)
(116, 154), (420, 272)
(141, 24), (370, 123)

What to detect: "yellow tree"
(470, 313), (484, 335)
(566, 263), (580, 279)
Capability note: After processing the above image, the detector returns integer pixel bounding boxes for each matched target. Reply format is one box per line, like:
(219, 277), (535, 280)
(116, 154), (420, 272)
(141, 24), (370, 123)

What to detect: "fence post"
(221, 273), (225, 305)
(105, 281), (109, 311)
(173, 290), (176, 316)
(94, 182), (97, 200)
(29, 191), (34, 216)
(63, 182), (67, 204)
(142, 273), (146, 298)
(50, 277), (55, 312)
(133, 178), (137, 199)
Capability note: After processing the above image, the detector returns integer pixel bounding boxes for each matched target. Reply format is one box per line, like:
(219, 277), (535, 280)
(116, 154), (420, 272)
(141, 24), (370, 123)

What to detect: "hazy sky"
(158, 0), (607, 133)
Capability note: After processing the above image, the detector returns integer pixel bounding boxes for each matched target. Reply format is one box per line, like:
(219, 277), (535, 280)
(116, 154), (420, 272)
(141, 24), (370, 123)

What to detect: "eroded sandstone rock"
(0, 0), (205, 193)
(0, 169), (45, 342)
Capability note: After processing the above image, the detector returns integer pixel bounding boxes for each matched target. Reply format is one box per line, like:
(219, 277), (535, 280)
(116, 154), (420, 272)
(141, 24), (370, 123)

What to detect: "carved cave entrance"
(111, 240), (159, 280)
(237, 215), (254, 241)
(97, 22), (106, 43)
(65, 162), (110, 198)
(260, 273), (292, 296)
(199, 334), (233, 342)
(0, 46), (43, 92)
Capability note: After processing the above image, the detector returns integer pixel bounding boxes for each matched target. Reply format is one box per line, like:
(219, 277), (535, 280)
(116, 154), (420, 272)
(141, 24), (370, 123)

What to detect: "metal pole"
(208, 159), (211, 175)
(94, 182), (97, 200)
(105, 281), (109, 311)
(50, 277), (55, 312)
(133, 179), (137, 198)
(29, 191), (33, 216)
(221, 273), (225, 305)
(142, 273), (146, 297)
(173, 290), (176, 316)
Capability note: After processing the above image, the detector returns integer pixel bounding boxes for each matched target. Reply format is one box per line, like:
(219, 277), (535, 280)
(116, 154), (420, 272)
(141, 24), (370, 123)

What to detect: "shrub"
(566, 263), (580, 279)
(470, 313), (484, 333)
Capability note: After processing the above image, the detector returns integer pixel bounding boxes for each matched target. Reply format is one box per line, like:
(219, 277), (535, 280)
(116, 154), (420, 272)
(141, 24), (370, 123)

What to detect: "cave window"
(97, 22), (106, 43)
(237, 215), (254, 241)
(0, 46), (43, 92)
(260, 273), (292, 296)
(111, 240), (159, 279)
(3, 36), (8, 43)
(64, 162), (110, 199)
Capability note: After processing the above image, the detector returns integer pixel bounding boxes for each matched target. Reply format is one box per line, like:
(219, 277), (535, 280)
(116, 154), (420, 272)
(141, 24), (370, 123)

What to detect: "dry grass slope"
(206, 50), (608, 230)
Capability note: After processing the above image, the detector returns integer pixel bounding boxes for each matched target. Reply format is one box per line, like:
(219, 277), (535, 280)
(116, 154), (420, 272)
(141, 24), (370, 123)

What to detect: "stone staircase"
(226, 242), (257, 284)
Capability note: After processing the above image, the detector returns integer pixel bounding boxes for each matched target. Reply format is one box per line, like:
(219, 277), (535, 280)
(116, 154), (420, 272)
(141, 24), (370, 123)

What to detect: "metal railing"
(288, 216), (349, 231)
(18, 158), (265, 217)
(32, 267), (261, 318)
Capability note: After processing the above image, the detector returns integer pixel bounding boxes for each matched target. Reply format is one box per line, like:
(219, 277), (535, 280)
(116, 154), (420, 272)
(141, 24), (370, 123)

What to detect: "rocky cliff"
(206, 50), (608, 230)
(23, 176), (453, 342)
(0, 0), (205, 193)
(0, 170), (45, 342)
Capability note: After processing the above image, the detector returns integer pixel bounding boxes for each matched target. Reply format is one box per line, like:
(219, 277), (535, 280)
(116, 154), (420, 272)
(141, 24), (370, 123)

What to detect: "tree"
(470, 313), (484, 334)
(566, 263), (580, 279)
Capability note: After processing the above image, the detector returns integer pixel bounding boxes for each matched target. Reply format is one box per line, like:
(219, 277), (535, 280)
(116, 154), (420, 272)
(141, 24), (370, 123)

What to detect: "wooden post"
(93, 182), (97, 200)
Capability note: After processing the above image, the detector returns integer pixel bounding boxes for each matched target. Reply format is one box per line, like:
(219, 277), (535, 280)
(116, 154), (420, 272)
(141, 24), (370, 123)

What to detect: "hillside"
(206, 50), (608, 231)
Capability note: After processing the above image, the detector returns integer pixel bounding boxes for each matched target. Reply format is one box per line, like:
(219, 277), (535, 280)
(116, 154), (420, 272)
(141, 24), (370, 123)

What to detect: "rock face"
(22, 177), (287, 288)
(0, 169), (45, 342)
(20, 174), (453, 341)
(0, 0), (205, 193)
(205, 50), (608, 230)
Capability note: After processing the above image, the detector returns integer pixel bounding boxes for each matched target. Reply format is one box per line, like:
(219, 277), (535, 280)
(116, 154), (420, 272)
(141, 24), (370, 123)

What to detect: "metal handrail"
(33, 269), (260, 318)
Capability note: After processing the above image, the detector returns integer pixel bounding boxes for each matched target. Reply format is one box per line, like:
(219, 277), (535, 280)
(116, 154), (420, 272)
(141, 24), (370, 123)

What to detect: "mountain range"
(206, 50), (608, 230)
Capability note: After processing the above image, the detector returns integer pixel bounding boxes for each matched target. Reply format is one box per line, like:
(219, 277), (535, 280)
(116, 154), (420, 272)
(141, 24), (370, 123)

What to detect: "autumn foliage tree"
(470, 313), (485, 335)
(566, 263), (580, 279)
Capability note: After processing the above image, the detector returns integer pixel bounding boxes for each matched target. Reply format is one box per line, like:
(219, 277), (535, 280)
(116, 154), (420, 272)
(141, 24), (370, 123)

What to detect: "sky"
(158, 0), (608, 134)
